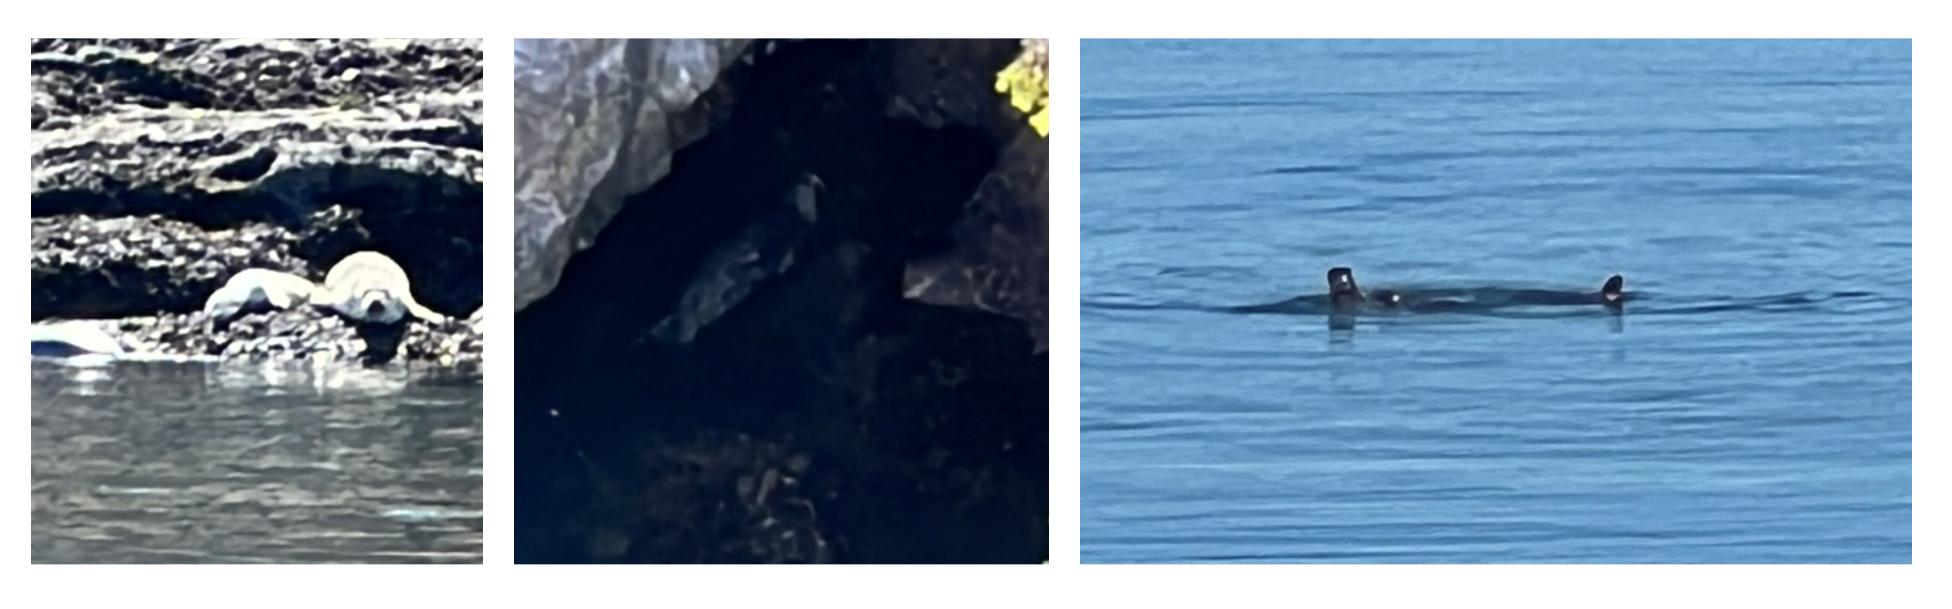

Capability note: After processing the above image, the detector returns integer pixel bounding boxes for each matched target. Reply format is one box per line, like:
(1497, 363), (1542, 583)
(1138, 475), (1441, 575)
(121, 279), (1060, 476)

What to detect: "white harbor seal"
(647, 173), (822, 345)
(202, 268), (321, 321)
(311, 251), (445, 325)
(31, 320), (124, 357)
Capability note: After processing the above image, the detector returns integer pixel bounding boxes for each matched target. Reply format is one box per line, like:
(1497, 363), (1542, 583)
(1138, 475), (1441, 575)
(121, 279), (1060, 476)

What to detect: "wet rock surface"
(516, 39), (1047, 563)
(31, 39), (482, 365)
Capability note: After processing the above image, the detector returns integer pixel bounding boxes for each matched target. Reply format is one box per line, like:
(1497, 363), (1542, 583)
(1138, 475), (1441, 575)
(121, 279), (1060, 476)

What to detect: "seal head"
(203, 268), (320, 322)
(646, 173), (822, 345)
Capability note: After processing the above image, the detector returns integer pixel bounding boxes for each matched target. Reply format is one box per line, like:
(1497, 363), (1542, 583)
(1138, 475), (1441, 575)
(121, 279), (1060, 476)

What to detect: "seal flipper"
(403, 298), (447, 324)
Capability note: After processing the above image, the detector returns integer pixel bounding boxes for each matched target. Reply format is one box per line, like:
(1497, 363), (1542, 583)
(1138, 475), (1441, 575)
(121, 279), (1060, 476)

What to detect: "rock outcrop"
(30, 38), (483, 365)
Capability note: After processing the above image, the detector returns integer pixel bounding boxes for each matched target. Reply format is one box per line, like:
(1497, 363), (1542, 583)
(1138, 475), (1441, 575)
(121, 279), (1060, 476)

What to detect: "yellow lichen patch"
(995, 39), (1049, 137)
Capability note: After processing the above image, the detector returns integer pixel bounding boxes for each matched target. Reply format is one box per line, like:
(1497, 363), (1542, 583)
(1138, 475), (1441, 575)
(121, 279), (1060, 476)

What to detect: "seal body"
(312, 251), (444, 325)
(1364, 273), (1629, 311)
(31, 320), (123, 357)
(1233, 269), (1626, 315)
(203, 268), (320, 321)
(648, 174), (821, 345)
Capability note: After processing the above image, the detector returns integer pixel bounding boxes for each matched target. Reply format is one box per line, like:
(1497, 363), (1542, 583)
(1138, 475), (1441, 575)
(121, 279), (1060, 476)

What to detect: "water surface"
(31, 360), (483, 563)
(1081, 39), (1910, 564)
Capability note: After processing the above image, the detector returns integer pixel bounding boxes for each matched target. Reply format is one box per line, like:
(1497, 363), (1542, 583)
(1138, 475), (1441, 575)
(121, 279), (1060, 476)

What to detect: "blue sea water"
(1080, 39), (1910, 563)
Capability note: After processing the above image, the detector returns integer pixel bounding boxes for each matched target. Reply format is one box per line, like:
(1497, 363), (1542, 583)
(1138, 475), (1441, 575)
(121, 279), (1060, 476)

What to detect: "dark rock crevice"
(515, 39), (1046, 563)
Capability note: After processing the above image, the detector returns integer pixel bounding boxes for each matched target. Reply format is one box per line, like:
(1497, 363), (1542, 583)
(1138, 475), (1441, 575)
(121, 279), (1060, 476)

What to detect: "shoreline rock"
(31, 39), (483, 366)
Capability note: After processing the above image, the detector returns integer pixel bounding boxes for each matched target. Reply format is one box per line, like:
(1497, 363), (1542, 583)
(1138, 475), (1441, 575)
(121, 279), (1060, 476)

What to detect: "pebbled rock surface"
(30, 38), (483, 365)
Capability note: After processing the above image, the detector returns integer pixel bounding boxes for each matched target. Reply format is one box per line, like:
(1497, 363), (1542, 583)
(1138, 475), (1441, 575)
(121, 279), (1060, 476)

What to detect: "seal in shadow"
(643, 173), (822, 346)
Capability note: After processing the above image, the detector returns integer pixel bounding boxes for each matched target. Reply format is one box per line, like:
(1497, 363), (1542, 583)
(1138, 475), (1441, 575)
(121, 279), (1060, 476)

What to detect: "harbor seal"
(311, 251), (445, 325)
(31, 320), (124, 357)
(646, 173), (822, 345)
(202, 268), (321, 322)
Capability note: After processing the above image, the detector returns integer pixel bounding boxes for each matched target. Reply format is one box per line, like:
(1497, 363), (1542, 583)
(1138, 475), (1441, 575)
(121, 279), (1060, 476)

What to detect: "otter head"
(1326, 267), (1359, 297)
(1602, 274), (1625, 304)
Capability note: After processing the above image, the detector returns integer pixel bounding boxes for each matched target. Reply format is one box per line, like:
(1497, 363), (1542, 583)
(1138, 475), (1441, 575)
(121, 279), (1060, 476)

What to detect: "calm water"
(30, 360), (483, 563)
(1081, 39), (1910, 563)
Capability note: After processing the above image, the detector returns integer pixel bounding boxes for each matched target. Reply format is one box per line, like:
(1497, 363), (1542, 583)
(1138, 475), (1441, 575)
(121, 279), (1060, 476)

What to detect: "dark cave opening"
(515, 40), (1046, 563)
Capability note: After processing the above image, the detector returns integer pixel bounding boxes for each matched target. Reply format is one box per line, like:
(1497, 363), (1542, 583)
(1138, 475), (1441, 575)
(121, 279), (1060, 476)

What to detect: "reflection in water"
(30, 359), (482, 563)
(1316, 304), (1627, 344)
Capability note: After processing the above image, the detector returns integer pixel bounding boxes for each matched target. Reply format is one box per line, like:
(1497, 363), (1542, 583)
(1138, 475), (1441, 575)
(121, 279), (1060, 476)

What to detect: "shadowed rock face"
(515, 39), (1047, 563)
(512, 39), (753, 313)
(902, 127), (1049, 351)
(30, 38), (482, 365)
(877, 39), (1050, 351)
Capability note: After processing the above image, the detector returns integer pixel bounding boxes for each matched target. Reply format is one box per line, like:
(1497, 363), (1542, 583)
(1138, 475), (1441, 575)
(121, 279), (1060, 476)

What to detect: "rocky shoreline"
(31, 39), (483, 365)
